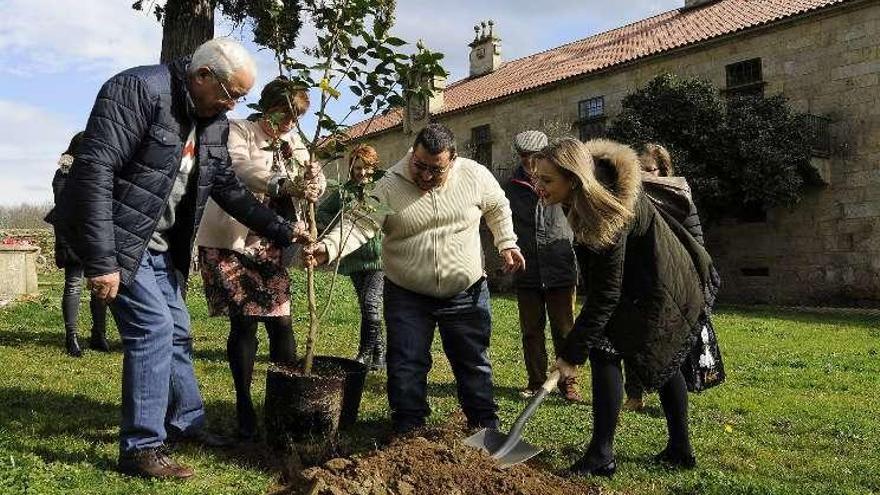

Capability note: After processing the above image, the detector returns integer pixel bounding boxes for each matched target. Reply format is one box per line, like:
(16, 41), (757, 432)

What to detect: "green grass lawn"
(1, 268), (879, 494)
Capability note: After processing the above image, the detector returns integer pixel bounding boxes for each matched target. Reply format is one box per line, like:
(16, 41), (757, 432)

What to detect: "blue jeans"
(384, 277), (498, 432)
(110, 250), (205, 454)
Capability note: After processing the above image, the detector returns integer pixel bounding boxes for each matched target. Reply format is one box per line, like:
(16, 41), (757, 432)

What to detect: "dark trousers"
(516, 286), (575, 389)
(384, 277), (498, 432)
(624, 360), (645, 399)
(62, 264), (107, 335)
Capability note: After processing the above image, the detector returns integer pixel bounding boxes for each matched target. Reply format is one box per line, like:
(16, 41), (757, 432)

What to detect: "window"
(577, 96), (606, 141)
(804, 114), (831, 157)
(738, 203), (768, 223)
(470, 124), (492, 168)
(579, 97), (604, 120)
(740, 267), (770, 277)
(725, 58), (764, 98)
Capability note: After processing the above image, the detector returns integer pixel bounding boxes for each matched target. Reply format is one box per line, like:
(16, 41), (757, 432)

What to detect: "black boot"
(371, 331), (386, 370)
(89, 297), (110, 351)
(66, 332), (83, 357)
(61, 266), (83, 358)
(89, 329), (110, 352)
(354, 321), (372, 367)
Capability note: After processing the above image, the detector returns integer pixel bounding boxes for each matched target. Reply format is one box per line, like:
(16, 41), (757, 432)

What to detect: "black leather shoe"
(118, 447), (194, 479)
(568, 456), (617, 478)
(654, 447), (696, 469)
(65, 333), (82, 357)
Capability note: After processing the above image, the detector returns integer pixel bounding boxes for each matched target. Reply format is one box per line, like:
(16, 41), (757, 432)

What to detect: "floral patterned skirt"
(198, 242), (291, 317)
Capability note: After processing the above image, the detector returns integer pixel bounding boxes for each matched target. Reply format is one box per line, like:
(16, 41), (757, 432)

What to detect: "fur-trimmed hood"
(582, 139), (643, 213)
(567, 139), (643, 249)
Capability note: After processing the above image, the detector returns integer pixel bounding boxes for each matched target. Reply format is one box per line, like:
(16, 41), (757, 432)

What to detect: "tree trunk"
(304, 202), (319, 375)
(160, 0), (215, 64)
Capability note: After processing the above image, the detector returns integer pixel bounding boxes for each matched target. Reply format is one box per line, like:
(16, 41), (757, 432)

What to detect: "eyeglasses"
(206, 67), (247, 104)
(412, 157), (453, 177)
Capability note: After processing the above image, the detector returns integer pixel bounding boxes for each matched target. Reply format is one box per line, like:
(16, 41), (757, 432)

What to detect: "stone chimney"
(404, 42), (448, 134)
(469, 20), (501, 78)
(683, 0), (720, 9)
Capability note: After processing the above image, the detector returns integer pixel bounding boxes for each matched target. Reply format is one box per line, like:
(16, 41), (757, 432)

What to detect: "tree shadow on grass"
(0, 387), (118, 469)
(0, 326), (66, 350)
(0, 327), (123, 353)
(426, 381), (536, 403)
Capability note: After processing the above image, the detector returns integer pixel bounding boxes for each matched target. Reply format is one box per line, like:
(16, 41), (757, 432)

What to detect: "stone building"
(348, 0), (880, 306)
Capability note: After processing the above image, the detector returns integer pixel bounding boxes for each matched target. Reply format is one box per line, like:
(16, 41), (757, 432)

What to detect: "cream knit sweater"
(322, 151), (518, 298)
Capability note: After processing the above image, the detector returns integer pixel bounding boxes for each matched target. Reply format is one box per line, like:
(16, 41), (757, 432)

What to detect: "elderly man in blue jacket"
(57, 38), (310, 479)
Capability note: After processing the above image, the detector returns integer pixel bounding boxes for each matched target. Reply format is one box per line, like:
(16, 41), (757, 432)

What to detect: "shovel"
(463, 370), (561, 468)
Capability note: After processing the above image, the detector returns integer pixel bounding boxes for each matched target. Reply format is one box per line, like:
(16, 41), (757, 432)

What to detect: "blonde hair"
(349, 144), (379, 169)
(640, 143), (674, 176)
(535, 138), (635, 250)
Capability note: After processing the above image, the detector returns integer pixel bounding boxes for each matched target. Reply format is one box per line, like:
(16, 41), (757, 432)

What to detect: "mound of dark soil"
(274, 422), (602, 495)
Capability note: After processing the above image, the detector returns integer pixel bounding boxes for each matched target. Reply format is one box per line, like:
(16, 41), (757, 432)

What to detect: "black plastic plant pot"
(318, 356), (369, 429)
(264, 358), (346, 465)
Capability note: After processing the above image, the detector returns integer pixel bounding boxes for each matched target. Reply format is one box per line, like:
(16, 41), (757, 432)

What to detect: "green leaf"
(385, 37), (407, 47)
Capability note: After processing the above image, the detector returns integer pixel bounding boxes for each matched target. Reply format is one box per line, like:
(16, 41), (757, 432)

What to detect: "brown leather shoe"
(559, 377), (584, 403)
(623, 396), (646, 412)
(118, 448), (194, 479)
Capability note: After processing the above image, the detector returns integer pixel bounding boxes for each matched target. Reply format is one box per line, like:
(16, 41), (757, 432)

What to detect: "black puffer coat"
(559, 140), (711, 391)
(47, 169), (77, 268)
(504, 166), (577, 289)
(57, 58), (293, 286)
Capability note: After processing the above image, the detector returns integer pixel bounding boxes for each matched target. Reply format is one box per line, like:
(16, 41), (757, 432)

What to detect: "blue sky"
(0, 0), (679, 206)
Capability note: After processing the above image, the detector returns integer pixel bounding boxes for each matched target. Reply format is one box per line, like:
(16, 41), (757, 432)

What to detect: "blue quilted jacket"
(57, 58), (293, 286)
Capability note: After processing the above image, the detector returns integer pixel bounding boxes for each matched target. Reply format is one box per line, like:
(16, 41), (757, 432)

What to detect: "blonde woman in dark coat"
(534, 138), (711, 476)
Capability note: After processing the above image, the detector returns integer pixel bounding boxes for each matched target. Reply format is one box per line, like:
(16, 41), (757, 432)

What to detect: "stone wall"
(359, 1), (880, 305)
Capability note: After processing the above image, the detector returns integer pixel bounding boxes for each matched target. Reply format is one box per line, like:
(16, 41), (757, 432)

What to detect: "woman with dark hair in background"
(45, 131), (110, 357)
(534, 138), (713, 476)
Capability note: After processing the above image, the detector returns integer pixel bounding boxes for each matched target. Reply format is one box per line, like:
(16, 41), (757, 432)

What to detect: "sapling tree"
(250, 0), (446, 375)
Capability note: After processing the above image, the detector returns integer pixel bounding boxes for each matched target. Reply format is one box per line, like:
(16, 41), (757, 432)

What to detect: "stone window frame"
(470, 124), (493, 168)
(577, 95), (607, 141)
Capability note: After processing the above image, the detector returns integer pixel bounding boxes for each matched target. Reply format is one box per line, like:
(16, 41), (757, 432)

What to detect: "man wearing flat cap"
(504, 130), (583, 402)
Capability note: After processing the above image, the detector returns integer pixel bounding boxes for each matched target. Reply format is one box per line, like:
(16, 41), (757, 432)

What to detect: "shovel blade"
(495, 439), (542, 469)
(463, 427), (508, 452)
(463, 428), (543, 469)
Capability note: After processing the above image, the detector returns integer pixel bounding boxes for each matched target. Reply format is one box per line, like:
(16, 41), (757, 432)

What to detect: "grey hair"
(188, 38), (257, 81)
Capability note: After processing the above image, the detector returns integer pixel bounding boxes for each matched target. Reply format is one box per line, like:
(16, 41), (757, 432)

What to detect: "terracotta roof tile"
(348, 0), (849, 138)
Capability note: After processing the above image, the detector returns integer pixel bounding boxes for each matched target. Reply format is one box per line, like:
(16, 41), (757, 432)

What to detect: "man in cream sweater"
(306, 123), (525, 434)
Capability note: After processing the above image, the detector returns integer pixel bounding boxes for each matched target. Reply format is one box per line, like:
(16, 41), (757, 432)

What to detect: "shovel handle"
(542, 370), (561, 393)
(492, 370), (562, 460)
